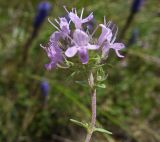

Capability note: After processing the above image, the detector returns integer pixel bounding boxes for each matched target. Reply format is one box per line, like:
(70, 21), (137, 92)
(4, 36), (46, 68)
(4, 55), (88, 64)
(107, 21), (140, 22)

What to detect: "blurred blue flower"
(131, 0), (144, 13)
(128, 28), (139, 46)
(40, 80), (49, 96)
(33, 1), (52, 28)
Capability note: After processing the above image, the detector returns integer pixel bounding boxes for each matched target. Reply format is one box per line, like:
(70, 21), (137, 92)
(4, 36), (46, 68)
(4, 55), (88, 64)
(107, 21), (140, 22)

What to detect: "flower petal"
(98, 24), (112, 45)
(82, 12), (93, 23)
(69, 12), (82, 29)
(45, 61), (56, 70)
(102, 42), (110, 58)
(65, 46), (78, 57)
(49, 31), (61, 42)
(78, 48), (89, 64)
(73, 29), (89, 46)
(87, 44), (99, 50)
(111, 43), (125, 50)
(59, 17), (70, 37)
(110, 43), (125, 58)
(115, 50), (124, 58)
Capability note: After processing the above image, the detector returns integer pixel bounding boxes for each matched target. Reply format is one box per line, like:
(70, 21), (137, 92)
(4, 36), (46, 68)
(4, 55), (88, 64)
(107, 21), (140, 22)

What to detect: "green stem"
(85, 88), (96, 142)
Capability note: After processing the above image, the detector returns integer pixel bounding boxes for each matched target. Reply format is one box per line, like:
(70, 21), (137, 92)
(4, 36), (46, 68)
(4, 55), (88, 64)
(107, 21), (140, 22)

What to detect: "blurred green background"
(0, 0), (160, 142)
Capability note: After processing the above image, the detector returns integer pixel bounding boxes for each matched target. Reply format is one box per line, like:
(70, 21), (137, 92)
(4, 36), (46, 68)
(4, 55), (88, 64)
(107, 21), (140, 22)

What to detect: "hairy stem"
(85, 89), (96, 142)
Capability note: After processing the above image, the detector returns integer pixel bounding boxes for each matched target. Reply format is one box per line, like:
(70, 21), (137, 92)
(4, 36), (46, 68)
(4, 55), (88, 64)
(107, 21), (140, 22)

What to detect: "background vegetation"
(0, 0), (159, 141)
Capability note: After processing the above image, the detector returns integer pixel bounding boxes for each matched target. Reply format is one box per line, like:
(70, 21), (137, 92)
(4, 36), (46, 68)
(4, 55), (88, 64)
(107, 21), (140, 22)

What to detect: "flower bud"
(88, 72), (94, 88)
(131, 0), (144, 13)
(33, 1), (52, 29)
(40, 80), (49, 96)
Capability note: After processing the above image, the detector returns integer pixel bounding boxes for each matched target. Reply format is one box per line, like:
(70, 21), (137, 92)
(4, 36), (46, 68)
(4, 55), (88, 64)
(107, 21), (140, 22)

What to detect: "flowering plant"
(41, 6), (125, 142)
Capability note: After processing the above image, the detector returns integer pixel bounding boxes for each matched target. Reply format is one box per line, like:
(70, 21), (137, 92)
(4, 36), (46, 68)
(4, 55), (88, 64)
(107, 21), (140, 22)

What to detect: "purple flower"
(65, 29), (99, 64)
(41, 31), (63, 70)
(48, 17), (70, 39)
(65, 7), (93, 29)
(98, 24), (112, 45)
(59, 17), (70, 38)
(98, 20), (125, 58)
(33, 1), (52, 28)
(41, 7), (126, 69)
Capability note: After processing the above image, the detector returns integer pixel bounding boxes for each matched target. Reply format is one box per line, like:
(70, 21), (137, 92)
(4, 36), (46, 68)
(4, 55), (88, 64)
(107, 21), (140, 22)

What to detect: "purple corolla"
(48, 17), (70, 39)
(54, 17), (70, 38)
(98, 20), (125, 58)
(59, 17), (70, 37)
(65, 29), (99, 64)
(64, 7), (93, 29)
(41, 32), (63, 70)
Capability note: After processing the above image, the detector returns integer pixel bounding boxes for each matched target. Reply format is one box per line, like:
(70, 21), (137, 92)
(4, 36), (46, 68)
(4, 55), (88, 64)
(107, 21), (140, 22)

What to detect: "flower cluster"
(41, 7), (125, 70)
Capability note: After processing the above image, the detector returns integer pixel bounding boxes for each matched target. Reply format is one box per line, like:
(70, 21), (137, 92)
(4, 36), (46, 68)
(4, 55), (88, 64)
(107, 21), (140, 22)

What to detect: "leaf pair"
(70, 119), (112, 135)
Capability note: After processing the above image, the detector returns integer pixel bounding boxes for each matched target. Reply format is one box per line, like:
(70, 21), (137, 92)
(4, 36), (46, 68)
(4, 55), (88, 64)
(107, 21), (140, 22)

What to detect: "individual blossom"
(41, 32), (63, 70)
(52, 17), (70, 39)
(59, 17), (70, 37)
(41, 13), (70, 70)
(64, 6), (93, 29)
(43, 44), (63, 70)
(49, 31), (61, 43)
(98, 18), (125, 58)
(65, 29), (99, 64)
(98, 24), (112, 46)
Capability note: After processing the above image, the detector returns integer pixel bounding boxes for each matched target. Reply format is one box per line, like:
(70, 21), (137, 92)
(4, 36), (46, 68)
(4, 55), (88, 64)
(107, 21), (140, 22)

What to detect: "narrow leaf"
(94, 128), (112, 135)
(70, 119), (88, 129)
(96, 84), (106, 88)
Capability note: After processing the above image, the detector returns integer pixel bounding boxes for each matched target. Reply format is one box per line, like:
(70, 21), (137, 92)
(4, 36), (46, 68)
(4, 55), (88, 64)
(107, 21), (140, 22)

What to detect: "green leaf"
(93, 64), (105, 69)
(97, 74), (108, 82)
(75, 81), (88, 87)
(65, 59), (74, 66)
(70, 119), (88, 129)
(70, 72), (76, 77)
(94, 128), (112, 135)
(96, 84), (106, 88)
